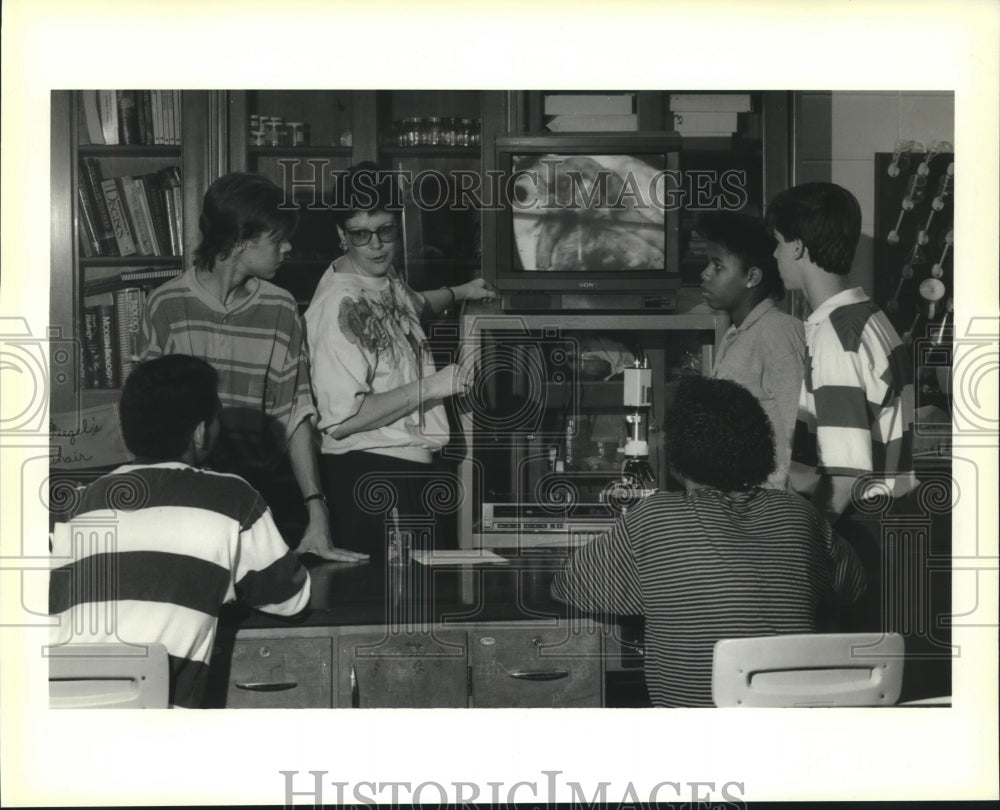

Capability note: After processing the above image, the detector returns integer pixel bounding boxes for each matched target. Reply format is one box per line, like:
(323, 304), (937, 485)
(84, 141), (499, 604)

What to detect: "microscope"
(612, 358), (657, 510)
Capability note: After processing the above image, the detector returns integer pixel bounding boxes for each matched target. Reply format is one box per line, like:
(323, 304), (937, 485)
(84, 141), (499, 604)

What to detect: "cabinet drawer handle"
(234, 680), (298, 692)
(507, 669), (569, 682)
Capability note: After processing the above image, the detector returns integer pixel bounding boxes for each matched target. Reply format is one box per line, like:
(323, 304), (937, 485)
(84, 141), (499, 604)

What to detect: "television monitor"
(488, 133), (683, 311)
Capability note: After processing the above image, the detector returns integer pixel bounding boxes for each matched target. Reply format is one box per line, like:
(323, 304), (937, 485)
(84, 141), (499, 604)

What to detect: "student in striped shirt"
(141, 173), (366, 563)
(552, 376), (865, 707)
(767, 182), (918, 634)
(49, 355), (311, 708)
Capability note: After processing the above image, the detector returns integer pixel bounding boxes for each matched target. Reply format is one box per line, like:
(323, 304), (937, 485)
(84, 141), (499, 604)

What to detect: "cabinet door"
(222, 636), (333, 708)
(470, 627), (602, 708)
(338, 629), (468, 708)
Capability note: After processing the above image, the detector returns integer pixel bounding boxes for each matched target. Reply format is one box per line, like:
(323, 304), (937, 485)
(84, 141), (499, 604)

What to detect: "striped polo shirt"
(140, 269), (317, 468)
(49, 463), (311, 708)
(788, 287), (917, 499)
(551, 488), (866, 707)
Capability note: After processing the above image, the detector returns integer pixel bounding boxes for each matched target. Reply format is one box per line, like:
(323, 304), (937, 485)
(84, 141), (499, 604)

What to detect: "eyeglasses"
(345, 224), (399, 247)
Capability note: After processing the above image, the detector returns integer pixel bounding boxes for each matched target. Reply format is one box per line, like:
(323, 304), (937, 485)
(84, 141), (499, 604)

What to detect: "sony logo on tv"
(577, 281), (599, 289)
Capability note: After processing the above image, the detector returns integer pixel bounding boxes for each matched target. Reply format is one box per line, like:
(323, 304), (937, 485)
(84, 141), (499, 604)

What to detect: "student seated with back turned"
(49, 355), (311, 708)
(551, 375), (866, 708)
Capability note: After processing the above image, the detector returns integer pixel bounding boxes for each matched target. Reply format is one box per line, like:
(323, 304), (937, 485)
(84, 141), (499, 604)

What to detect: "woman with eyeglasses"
(304, 162), (495, 562)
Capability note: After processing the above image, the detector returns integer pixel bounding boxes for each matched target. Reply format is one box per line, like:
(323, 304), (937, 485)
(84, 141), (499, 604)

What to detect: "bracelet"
(440, 286), (456, 308)
(303, 493), (326, 505)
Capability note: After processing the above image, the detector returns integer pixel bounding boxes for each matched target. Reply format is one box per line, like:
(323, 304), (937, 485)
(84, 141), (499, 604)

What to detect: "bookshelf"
(50, 90), (212, 414)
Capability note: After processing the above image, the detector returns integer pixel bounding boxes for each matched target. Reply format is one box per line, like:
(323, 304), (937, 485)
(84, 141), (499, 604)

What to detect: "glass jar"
(424, 116), (442, 146)
(471, 118), (481, 147)
(250, 130), (266, 147)
(403, 117), (421, 147)
(249, 114), (261, 133)
(441, 117), (458, 147)
(264, 118), (283, 147)
(457, 118), (473, 147)
(287, 122), (305, 147)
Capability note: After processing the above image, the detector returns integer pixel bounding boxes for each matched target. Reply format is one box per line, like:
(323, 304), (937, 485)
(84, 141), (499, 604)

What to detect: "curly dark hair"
(664, 376), (775, 491)
(193, 173), (298, 272)
(695, 211), (784, 301)
(120, 355), (220, 460)
(766, 181), (861, 276)
(332, 161), (403, 228)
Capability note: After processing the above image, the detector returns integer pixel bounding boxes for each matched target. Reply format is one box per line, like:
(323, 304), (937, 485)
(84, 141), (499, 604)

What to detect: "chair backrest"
(48, 642), (170, 709)
(712, 633), (904, 707)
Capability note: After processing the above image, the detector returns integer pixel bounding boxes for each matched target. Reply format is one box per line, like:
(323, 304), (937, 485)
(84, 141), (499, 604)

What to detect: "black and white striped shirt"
(552, 487), (866, 707)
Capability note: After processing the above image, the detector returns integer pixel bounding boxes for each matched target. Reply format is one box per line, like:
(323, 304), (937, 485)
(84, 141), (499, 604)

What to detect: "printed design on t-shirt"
(337, 281), (423, 369)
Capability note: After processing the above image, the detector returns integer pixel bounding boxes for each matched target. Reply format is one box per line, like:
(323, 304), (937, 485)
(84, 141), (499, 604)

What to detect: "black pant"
(834, 486), (952, 701)
(320, 451), (458, 563)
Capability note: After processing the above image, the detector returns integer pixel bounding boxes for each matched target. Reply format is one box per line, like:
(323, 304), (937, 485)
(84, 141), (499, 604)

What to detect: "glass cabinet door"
(457, 310), (722, 549)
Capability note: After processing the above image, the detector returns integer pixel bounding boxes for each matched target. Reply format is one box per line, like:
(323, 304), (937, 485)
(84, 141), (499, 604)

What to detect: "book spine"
(80, 306), (104, 389)
(136, 90), (153, 145)
(98, 303), (119, 388)
(80, 158), (119, 256)
(131, 177), (162, 256)
(163, 92), (173, 146)
(98, 90), (119, 145)
(81, 90), (104, 145)
(140, 174), (170, 254)
(119, 177), (156, 256)
(116, 90), (141, 145)
(101, 178), (138, 256)
(151, 89), (162, 144)
(173, 90), (182, 144)
(114, 287), (143, 385)
(76, 177), (101, 256)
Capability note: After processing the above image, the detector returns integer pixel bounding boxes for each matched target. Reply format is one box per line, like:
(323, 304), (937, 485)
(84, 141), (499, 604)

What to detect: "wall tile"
(899, 93), (955, 146)
(797, 92), (832, 160)
(831, 93), (901, 159)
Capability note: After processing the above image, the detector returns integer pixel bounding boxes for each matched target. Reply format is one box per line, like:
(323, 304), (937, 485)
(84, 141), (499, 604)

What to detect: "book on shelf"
(80, 306), (104, 389)
(117, 177), (157, 256)
(79, 157), (119, 256)
(80, 270), (181, 389)
(114, 287), (144, 385)
(100, 178), (138, 257)
(80, 91), (103, 145)
(79, 91), (179, 146)
(77, 161), (183, 257)
(98, 90), (119, 146)
(76, 178), (101, 258)
(116, 90), (141, 145)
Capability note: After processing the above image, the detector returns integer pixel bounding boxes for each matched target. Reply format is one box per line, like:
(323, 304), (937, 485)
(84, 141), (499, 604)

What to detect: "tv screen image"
(510, 153), (667, 273)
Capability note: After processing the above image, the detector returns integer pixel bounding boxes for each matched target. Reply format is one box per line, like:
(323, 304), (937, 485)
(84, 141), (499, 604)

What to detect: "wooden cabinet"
(469, 626), (602, 708)
(212, 622), (605, 708)
(210, 635), (333, 708)
(337, 629), (469, 708)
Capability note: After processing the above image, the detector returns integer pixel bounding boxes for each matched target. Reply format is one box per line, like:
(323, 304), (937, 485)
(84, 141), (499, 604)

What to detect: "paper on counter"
(410, 549), (510, 566)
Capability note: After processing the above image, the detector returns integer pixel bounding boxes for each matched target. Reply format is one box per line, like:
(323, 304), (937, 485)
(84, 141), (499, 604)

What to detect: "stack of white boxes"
(544, 93), (638, 132)
(669, 93), (752, 137)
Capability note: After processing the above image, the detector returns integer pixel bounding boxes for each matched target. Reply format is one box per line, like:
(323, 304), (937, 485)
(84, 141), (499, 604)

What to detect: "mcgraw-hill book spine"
(100, 178), (138, 257)
(118, 177), (156, 256)
(80, 158), (119, 256)
(157, 166), (183, 254)
(114, 286), (144, 385)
